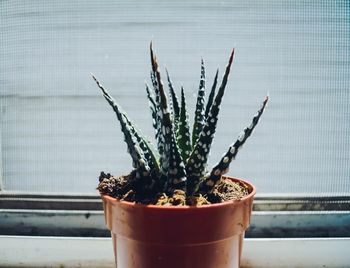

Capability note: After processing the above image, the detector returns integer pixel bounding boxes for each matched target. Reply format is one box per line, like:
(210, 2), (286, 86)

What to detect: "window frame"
(0, 193), (349, 238)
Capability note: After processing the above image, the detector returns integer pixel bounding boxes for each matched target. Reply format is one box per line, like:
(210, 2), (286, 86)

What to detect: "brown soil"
(97, 172), (249, 206)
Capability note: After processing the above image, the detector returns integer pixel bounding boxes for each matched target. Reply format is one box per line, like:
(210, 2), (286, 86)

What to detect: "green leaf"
(204, 69), (219, 119)
(166, 68), (180, 126)
(145, 83), (161, 143)
(165, 133), (187, 193)
(149, 70), (165, 160)
(150, 44), (187, 192)
(186, 50), (235, 194)
(192, 58), (206, 146)
(122, 113), (160, 172)
(201, 96), (269, 192)
(176, 87), (192, 162)
(92, 75), (153, 180)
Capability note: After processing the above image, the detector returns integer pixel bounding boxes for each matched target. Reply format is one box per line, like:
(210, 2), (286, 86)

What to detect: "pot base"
(102, 176), (256, 268)
(112, 232), (244, 268)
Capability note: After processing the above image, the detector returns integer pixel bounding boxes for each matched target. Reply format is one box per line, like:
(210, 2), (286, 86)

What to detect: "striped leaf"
(145, 83), (160, 142)
(122, 113), (160, 172)
(201, 96), (269, 192)
(186, 50), (235, 194)
(204, 69), (219, 119)
(149, 70), (165, 161)
(150, 44), (187, 192)
(165, 134), (187, 192)
(166, 68), (180, 127)
(192, 58), (206, 146)
(176, 87), (192, 162)
(92, 75), (152, 179)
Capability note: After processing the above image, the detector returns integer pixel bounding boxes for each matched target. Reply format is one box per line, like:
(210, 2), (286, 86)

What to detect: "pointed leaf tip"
(92, 75), (108, 96)
(150, 42), (157, 72)
(204, 68), (219, 118)
(229, 49), (234, 65)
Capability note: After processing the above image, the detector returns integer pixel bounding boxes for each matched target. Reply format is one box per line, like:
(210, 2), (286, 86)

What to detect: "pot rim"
(101, 176), (256, 210)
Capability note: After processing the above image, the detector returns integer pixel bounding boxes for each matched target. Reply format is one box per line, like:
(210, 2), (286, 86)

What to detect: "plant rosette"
(93, 43), (268, 268)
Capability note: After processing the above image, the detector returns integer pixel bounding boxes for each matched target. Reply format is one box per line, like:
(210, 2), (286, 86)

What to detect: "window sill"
(0, 236), (349, 268)
(1, 208), (349, 237)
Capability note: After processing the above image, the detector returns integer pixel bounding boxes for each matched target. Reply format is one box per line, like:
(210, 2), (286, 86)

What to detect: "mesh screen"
(0, 0), (349, 195)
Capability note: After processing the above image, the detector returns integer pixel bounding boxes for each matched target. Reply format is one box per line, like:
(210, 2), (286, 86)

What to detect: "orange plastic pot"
(101, 176), (256, 268)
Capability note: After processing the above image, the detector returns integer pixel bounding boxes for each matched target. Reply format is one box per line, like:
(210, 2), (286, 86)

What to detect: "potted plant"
(93, 43), (268, 268)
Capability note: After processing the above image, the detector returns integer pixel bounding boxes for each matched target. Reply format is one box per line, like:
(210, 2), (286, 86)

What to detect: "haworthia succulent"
(166, 68), (180, 127)
(95, 44), (269, 200)
(176, 87), (192, 162)
(192, 58), (206, 146)
(201, 96), (269, 193)
(186, 50), (235, 194)
(92, 75), (151, 177)
(150, 44), (187, 192)
(204, 69), (219, 119)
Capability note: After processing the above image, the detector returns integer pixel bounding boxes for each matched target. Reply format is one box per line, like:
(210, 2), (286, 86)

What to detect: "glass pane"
(0, 0), (349, 195)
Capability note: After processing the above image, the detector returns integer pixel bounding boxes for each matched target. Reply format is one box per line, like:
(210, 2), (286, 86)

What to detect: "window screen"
(0, 0), (349, 195)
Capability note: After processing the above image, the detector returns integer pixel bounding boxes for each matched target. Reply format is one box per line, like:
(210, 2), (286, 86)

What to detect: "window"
(0, 1), (349, 267)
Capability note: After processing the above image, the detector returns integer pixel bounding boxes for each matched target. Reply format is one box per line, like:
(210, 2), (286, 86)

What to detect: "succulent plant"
(94, 44), (268, 202)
